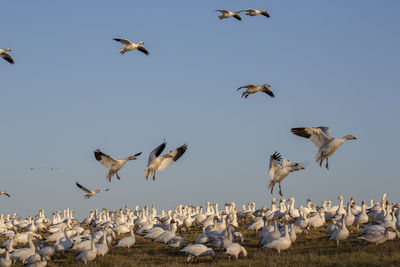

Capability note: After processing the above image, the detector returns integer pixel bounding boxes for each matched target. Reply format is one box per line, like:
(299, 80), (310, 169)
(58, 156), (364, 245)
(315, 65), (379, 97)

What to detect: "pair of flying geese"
(268, 127), (357, 196)
(76, 141), (187, 198)
(216, 8), (270, 21)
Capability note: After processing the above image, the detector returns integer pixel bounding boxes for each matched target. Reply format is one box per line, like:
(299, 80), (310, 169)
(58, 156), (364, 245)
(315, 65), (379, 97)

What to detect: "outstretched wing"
(76, 182), (92, 194)
(262, 87), (275, 98)
(1, 192), (11, 197)
(113, 38), (133, 46)
(158, 144), (188, 171)
(148, 141), (167, 166)
(237, 84), (255, 91)
(137, 46), (150, 55)
(1, 52), (14, 64)
(269, 151), (281, 179)
(291, 127), (332, 148)
(216, 9), (229, 14)
(94, 149), (117, 169)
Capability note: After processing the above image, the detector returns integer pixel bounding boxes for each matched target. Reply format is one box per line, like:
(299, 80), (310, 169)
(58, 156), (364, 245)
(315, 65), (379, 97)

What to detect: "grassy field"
(2, 220), (400, 267)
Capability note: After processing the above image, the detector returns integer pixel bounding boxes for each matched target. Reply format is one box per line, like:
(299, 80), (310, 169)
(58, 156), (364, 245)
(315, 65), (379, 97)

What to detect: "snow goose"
(75, 182), (109, 199)
(0, 249), (11, 267)
(116, 225), (135, 248)
(75, 229), (97, 264)
(240, 8), (270, 18)
(180, 244), (215, 263)
(263, 224), (291, 254)
(153, 220), (177, 243)
(359, 226), (396, 244)
(215, 9), (241, 21)
(11, 234), (35, 264)
(268, 152), (305, 196)
(95, 230), (109, 256)
(354, 201), (369, 228)
(166, 230), (184, 248)
(0, 192), (10, 198)
(237, 83), (274, 99)
(145, 141), (188, 180)
(0, 49), (14, 64)
(329, 215), (349, 245)
(94, 149), (142, 182)
(113, 38), (149, 55)
(224, 243), (247, 261)
(291, 127), (357, 169)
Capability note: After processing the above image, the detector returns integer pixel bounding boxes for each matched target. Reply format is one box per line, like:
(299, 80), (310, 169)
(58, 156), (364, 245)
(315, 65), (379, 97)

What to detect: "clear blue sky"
(1, 1), (399, 219)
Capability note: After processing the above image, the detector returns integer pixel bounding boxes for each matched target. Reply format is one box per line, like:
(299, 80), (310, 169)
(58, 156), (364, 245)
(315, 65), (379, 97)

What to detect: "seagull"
(268, 152), (305, 196)
(0, 191), (11, 197)
(0, 48), (14, 64)
(94, 149), (142, 182)
(113, 38), (149, 55)
(145, 141), (188, 181)
(291, 127), (357, 169)
(215, 9), (242, 21)
(75, 182), (109, 199)
(236, 83), (275, 98)
(240, 8), (270, 18)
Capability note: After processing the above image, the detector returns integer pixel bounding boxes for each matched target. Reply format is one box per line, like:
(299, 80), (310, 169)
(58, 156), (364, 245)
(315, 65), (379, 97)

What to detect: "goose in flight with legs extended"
(145, 141), (188, 181)
(113, 38), (149, 55)
(0, 48), (14, 64)
(268, 151), (304, 196)
(240, 8), (270, 18)
(75, 182), (109, 199)
(291, 127), (357, 169)
(237, 83), (275, 99)
(216, 9), (242, 21)
(94, 149), (142, 182)
(0, 191), (11, 197)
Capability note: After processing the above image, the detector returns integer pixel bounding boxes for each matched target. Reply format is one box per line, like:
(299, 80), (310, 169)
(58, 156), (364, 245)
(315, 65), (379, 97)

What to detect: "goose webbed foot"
(325, 158), (329, 170)
(116, 173), (121, 180)
(279, 185), (283, 196)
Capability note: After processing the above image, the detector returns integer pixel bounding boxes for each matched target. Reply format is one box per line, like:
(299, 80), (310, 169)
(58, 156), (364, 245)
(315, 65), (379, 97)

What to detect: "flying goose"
(237, 83), (274, 98)
(216, 9), (242, 21)
(145, 141), (188, 180)
(0, 48), (14, 64)
(268, 152), (304, 196)
(0, 191), (11, 198)
(113, 38), (149, 55)
(240, 8), (270, 18)
(75, 182), (109, 199)
(94, 149), (142, 182)
(291, 127), (357, 169)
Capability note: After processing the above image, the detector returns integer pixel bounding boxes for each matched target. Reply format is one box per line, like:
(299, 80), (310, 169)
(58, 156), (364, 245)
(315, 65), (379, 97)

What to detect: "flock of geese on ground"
(0, 193), (398, 266)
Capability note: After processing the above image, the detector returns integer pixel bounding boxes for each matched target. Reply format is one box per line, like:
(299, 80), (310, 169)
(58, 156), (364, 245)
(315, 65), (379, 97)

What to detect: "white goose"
(268, 151), (305, 196)
(263, 224), (291, 254)
(145, 141), (188, 180)
(291, 127), (357, 169)
(354, 201), (369, 228)
(0, 192), (10, 198)
(224, 243), (247, 261)
(180, 244), (215, 263)
(166, 230), (184, 248)
(215, 9), (241, 21)
(94, 149), (142, 182)
(329, 215), (349, 245)
(237, 83), (274, 99)
(113, 38), (149, 55)
(240, 8), (270, 18)
(116, 225), (135, 248)
(75, 182), (109, 199)
(0, 49), (14, 64)
(75, 229), (97, 264)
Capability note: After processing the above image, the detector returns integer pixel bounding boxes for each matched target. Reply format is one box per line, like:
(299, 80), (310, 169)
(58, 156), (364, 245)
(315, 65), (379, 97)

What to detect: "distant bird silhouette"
(75, 182), (109, 199)
(113, 38), (149, 55)
(237, 83), (274, 98)
(216, 9), (241, 21)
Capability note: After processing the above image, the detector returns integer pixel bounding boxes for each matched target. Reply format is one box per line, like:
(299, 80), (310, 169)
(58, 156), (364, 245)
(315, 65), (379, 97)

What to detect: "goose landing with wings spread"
(268, 152), (305, 196)
(76, 182), (109, 199)
(291, 127), (357, 169)
(113, 38), (150, 55)
(94, 149), (142, 182)
(145, 141), (188, 181)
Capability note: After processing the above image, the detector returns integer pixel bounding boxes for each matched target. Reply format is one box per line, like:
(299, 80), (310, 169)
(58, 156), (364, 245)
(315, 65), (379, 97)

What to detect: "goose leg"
(152, 172), (156, 181)
(116, 173), (121, 179)
(279, 184), (282, 196)
(325, 158), (329, 170)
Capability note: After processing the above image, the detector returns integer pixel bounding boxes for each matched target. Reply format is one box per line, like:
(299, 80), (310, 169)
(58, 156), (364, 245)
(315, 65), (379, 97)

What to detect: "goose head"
(261, 10), (270, 17)
(343, 134), (357, 140)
